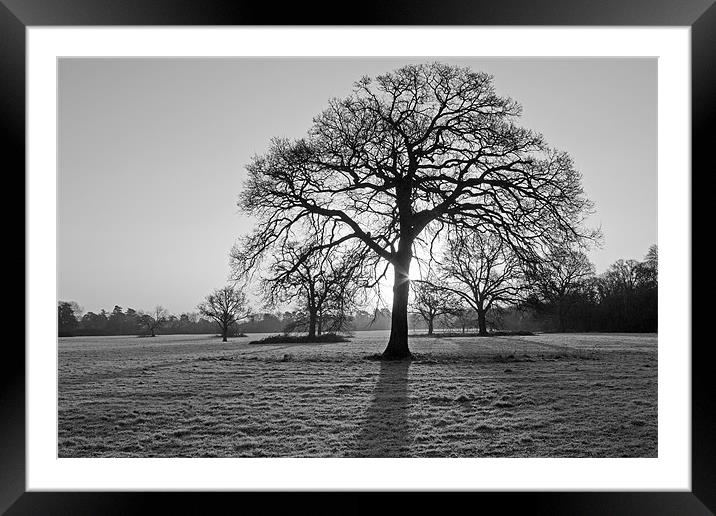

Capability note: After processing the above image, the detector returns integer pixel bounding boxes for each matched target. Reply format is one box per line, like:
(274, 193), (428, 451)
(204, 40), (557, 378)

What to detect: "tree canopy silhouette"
(526, 247), (595, 332)
(235, 63), (594, 358)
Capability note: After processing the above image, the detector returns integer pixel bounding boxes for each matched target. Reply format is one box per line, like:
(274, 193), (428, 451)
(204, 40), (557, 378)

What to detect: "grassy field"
(58, 331), (657, 457)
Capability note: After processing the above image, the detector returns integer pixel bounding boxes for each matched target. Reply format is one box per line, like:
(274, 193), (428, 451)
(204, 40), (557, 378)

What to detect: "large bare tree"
(198, 286), (251, 342)
(438, 229), (524, 336)
(235, 63), (594, 358)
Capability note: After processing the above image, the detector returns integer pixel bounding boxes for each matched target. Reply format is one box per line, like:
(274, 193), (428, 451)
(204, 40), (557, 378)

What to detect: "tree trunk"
(222, 323), (228, 342)
(308, 310), (317, 338)
(151, 328), (156, 337)
(477, 308), (487, 336)
(427, 317), (434, 336)
(383, 252), (412, 359)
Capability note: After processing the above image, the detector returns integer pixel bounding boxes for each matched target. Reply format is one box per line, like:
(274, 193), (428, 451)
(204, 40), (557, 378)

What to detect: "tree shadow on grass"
(353, 359), (412, 457)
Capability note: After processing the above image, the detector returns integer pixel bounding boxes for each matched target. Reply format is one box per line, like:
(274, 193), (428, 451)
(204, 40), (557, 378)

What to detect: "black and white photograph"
(56, 56), (660, 459)
(1, 0), (711, 509)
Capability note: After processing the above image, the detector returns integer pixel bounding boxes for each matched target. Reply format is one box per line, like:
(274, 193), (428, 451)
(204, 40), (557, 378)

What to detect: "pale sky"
(58, 57), (657, 315)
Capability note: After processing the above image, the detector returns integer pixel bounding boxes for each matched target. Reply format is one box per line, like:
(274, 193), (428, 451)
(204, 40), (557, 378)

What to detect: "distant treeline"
(57, 303), (395, 337)
(521, 252), (657, 333)
(58, 305), (218, 337)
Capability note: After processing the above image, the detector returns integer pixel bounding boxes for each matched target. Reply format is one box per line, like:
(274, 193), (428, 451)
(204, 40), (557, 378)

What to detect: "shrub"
(249, 333), (349, 344)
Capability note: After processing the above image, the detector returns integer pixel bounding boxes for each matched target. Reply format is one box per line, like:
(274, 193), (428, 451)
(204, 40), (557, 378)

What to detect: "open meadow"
(58, 331), (657, 458)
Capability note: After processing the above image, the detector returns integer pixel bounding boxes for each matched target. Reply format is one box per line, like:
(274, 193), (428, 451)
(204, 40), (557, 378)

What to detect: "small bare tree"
(452, 307), (478, 334)
(198, 286), (251, 342)
(247, 240), (371, 338)
(411, 278), (462, 335)
(438, 229), (525, 335)
(139, 305), (169, 337)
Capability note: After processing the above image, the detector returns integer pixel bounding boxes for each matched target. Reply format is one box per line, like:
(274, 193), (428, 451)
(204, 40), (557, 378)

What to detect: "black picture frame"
(4, 1), (712, 514)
